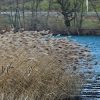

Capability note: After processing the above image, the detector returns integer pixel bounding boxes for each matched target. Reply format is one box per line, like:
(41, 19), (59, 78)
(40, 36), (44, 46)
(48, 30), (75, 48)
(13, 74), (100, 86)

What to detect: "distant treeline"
(0, 0), (100, 11)
(0, 0), (99, 33)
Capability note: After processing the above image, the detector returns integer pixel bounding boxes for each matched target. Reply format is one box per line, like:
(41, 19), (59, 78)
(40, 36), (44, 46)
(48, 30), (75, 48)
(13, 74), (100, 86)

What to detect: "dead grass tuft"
(0, 50), (82, 100)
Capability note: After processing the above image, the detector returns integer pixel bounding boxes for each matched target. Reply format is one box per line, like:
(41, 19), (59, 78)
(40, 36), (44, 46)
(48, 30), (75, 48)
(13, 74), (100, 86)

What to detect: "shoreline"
(52, 29), (100, 36)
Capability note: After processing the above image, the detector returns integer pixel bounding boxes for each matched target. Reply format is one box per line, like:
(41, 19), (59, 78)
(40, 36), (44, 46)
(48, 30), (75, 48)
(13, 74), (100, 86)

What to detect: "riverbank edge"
(52, 29), (100, 36)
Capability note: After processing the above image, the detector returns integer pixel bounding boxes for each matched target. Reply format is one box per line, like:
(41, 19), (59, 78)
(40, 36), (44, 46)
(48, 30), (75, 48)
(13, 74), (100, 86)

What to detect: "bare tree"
(14, 0), (21, 32)
(22, 0), (25, 29)
(57, 0), (85, 34)
(57, 0), (74, 33)
(31, 0), (42, 30)
(31, 0), (35, 30)
(46, 0), (53, 28)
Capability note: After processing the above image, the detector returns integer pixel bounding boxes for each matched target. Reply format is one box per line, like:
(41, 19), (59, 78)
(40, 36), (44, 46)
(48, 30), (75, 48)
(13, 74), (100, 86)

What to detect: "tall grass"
(0, 49), (82, 100)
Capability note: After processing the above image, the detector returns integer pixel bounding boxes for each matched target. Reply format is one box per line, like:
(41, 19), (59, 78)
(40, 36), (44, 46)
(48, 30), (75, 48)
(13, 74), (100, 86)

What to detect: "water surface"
(71, 36), (100, 100)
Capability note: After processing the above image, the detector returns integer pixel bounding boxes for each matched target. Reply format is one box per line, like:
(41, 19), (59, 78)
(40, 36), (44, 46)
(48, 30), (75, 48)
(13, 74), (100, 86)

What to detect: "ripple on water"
(71, 36), (100, 100)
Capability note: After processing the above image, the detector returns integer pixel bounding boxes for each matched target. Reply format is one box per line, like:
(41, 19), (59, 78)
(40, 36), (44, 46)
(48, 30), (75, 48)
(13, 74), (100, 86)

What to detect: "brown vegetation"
(0, 31), (90, 99)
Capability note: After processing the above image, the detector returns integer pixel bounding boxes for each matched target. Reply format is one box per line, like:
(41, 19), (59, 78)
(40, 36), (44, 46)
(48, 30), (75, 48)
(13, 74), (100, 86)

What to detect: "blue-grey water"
(71, 36), (100, 100)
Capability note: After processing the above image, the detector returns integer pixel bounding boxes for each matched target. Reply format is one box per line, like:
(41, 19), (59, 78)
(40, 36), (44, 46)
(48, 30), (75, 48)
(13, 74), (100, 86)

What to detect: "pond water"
(71, 36), (100, 100)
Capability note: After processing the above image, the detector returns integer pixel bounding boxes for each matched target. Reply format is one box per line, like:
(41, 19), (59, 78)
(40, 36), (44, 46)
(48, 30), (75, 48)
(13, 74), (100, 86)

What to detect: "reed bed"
(0, 31), (90, 100)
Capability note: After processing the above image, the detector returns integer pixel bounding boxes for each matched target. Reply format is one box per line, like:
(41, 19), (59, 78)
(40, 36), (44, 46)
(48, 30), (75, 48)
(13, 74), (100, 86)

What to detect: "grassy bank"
(0, 31), (90, 99)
